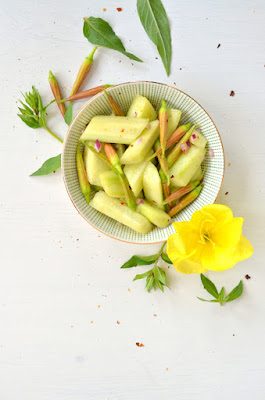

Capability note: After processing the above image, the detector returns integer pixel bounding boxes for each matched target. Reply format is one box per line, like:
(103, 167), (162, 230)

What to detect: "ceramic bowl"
(62, 81), (225, 244)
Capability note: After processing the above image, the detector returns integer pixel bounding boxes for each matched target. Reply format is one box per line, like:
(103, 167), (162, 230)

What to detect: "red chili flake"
(228, 162), (231, 166)
(121, 129), (124, 132)
(230, 90), (235, 96)
(117, 320), (120, 324)
(245, 274), (251, 280)
(136, 342), (144, 347)
(121, 202), (124, 205)
(102, 8), (106, 11)
(225, 192), (229, 195)
(152, 200), (157, 203)
(153, 314), (157, 317)
(117, 7), (122, 12)
(170, 175), (174, 178)
(217, 43), (221, 48)
(130, 144), (134, 147)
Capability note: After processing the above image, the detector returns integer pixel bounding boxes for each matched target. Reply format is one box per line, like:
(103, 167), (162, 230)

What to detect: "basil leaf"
(137, 0), (171, 75)
(83, 17), (142, 62)
(200, 274), (219, 299)
(30, 154), (61, 176)
(133, 269), (153, 281)
(161, 252), (173, 264)
(197, 297), (219, 303)
(224, 281), (243, 303)
(64, 102), (73, 126)
(121, 254), (158, 268)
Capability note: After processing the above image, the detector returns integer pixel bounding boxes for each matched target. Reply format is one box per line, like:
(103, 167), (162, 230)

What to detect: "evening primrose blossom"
(167, 204), (253, 274)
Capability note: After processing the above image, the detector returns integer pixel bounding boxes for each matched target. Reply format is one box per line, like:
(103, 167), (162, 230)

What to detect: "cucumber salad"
(76, 94), (207, 234)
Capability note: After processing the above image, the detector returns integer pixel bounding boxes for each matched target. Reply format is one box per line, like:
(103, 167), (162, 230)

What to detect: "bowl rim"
(62, 81), (225, 245)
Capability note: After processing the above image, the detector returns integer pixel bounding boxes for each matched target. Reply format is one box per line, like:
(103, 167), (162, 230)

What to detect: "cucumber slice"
(123, 151), (153, 197)
(190, 129), (207, 149)
(84, 141), (110, 186)
(120, 120), (159, 164)
(81, 116), (149, 144)
(190, 165), (203, 182)
(90, 191), (153, 234)
(169, 145), (206, 187)
(100, 170), (124, 198)
(127, 95), (157, 121)
(137, 201), (171, 228)
(143, 162), (164, 210)
(168, 109), (182, 137)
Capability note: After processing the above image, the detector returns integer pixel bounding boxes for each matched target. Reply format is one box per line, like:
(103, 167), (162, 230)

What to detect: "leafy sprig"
(18, 86), (63, 143)
(198, 274), (243, 305)
(121, 242), (172, 292)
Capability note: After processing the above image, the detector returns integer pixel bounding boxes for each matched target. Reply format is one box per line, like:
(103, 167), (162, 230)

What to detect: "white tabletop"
(1, 0), (265, 399)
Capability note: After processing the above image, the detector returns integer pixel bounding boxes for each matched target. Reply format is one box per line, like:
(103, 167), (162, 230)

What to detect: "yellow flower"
(167, 204), (253, 274)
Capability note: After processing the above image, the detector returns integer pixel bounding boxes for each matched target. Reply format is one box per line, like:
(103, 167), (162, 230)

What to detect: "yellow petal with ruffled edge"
(201, 245), (238, 271)
(167, 234), (205, 274)
(191, 204), (233, 228)
(233, 235), (253, 262)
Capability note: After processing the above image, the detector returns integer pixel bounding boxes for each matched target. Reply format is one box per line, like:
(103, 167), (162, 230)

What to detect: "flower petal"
(201, 245), (238, 271)
(191, 204), (233, 227)
(212, 217), (243, 248)
(233, 235), (253, 262)
(172, 257), (207, 274)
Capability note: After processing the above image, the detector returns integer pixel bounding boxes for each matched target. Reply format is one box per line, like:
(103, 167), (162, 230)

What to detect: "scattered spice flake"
(152, 200), (157, 203)
(102, 8), (106, 11)
(192, 133), (196, 140)
(127, 288), (130, 292)
(179, 68), (182, 70)
(153, 314), (157, 317)
(97, 305), (100, 308)
(186, 139), (191, 147)
(88, 283), (90, 285)
(90, 321), (93, 324)
(232, 334), (235, 336)
(170, 175), (174, 178)
(230, 90), (235, 97)
(165, 367), (168, 371)
(117, 7), (122, 12)
(217, 43), (221, 48)
(209, 148), (214, 158)
(225, 192), (229, 195)
(117, 320), (120, 324)
(245, 274), (251, 280)
(121, 129), (124, 132)
(136, 342), (144, 347)
(228, 162), (231, 166)
(121, 202), (124, 205)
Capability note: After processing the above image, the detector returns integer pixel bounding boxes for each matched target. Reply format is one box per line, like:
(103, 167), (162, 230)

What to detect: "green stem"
(154, 242), (166, 268)
(44, 127), (63, 144)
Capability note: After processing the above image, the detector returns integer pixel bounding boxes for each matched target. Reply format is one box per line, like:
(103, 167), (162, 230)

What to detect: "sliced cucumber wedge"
(90, 191), (153, 234)
(120, 120), (159, 164)
(137, 201), (171, 228)
(127, 95), (157, 121)
(84, 141), (110, 186)
(81, 116), (149, 144)
(168, 109), (182, 137)
(190, 165), (203, 182)
(190, 129), (207, 149)
(169, 145), (206, 187)
(143, 162), (164, 210)
(100, 170), (124, 198)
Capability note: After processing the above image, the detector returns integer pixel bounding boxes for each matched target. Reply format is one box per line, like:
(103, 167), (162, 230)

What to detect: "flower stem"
(44, 127), (63, 144)
(154, 242), (167, 268)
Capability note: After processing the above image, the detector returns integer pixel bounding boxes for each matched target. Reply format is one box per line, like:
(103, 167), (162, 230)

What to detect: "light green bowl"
(62, 81), (225, 244)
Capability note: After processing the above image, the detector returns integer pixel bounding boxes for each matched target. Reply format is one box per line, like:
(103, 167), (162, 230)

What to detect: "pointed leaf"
(83, 17), (142, 62)
(121, 254), (158, 268)
(18, 114), (40, 129)
(201, 274), (219, 299)
(157, 280), (164, 292)
(218, 287), (225, 302)
(161, 252), (173, 264)
(197, 297), (219, 303)
(155, 267), (167, 286)
(146, 275), (155, 291)
(137, 0), (171, 75)
(133, 269), (153, 281)
(30, 154), (61, 176)
(224, 281), (243, 303)
(64, 102), (73, 126)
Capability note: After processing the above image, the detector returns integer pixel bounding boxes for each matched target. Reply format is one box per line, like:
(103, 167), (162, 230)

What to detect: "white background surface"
(1, 0), (265, 399)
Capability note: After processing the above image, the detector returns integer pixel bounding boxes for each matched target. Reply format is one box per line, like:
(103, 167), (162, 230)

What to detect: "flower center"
(198, 219), (215, 247)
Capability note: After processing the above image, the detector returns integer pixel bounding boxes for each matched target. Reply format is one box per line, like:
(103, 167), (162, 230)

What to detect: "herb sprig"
(121, 242), (172, 292)
(198, 274), (243, 305)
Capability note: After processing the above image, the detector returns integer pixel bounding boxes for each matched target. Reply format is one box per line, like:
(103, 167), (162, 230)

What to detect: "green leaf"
(30, 154), (61, 176)
(18, 114), (40, 129)
(146, 275), (155, 292)
(200, 274), (219, 299)
(137, 0), (171, 75)
(223, 281), (243, 303)
(218, 287), (225, 302)
(83, 17), (142, 62)
(154, 267), (166, 286)
(197, 297), (219, 303)
(64, 102), (73, 126)
(133, 269), (153, 281)
(121, 254), (158, 268)
(157, 280), (164, 292)
(161, 252), (173, 264)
